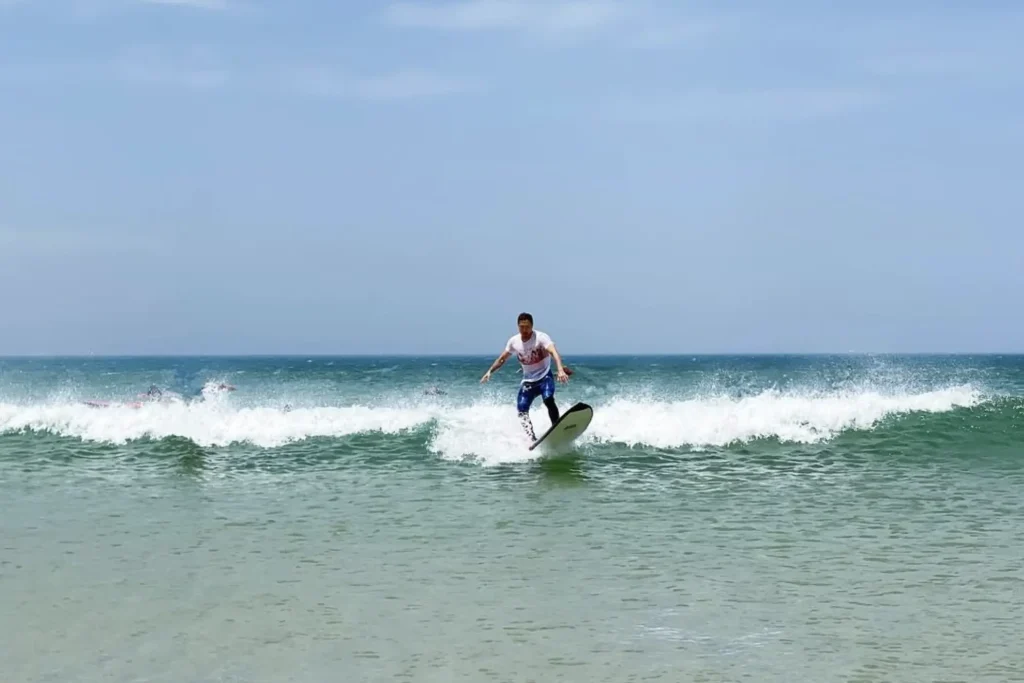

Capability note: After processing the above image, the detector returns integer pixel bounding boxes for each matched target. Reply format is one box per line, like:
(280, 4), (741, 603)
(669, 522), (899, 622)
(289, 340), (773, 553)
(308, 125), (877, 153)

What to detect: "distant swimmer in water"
(423, 386), (447, 396)
(138, 384), (194, 404)
(85, 384), (182, 409)
(196, 381), (237, 399)
(202, 381), (236, 393)
(480, 311), (572, 441)
(138, 385), (181, 402)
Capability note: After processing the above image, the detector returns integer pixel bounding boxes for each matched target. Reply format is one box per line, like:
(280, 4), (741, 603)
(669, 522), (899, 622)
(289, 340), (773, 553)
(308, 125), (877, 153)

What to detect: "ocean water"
(1, 354), (1023, 682)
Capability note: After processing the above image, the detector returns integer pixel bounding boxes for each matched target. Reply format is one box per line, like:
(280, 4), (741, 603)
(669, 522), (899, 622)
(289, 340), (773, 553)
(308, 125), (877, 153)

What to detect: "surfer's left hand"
(556, 369), (569, 383)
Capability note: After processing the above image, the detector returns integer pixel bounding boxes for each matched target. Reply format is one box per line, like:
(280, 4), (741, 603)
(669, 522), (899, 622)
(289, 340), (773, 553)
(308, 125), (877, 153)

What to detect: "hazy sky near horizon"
(1, 1), (1022, 355)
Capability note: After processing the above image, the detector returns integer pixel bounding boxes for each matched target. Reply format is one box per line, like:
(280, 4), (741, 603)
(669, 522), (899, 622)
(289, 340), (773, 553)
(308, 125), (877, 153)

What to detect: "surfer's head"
(517, 312), (533, 338)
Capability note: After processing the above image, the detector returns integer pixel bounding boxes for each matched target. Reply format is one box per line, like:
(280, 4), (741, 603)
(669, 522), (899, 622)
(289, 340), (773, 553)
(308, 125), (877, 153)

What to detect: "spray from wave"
(587, 385), (984, 449)
(0, 384), (986, 465)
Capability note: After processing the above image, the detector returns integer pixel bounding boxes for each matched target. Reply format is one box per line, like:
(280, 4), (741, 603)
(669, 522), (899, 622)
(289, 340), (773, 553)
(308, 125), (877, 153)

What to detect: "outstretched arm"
(546, 343), (570, 382)
(480, 350), (512, 383)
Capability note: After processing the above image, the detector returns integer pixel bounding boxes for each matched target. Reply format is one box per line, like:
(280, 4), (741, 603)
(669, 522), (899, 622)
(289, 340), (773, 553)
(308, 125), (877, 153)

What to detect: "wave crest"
(0, 384), (986, 464)
(588, 385), (983, 449)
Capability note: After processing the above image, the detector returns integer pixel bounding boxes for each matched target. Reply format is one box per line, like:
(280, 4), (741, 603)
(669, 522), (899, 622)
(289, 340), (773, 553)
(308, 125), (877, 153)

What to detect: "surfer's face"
(518, 319), (533, 338)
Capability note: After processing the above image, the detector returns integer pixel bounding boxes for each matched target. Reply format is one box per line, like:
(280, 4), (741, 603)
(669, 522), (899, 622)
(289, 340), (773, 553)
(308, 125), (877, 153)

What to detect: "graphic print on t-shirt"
(519, 345), (548, 366)
(506, 331), (553, 383)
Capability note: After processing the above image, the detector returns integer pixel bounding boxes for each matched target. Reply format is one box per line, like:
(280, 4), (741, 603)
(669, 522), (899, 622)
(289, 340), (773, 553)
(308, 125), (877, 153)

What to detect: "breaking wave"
(0, 384), (990, 465)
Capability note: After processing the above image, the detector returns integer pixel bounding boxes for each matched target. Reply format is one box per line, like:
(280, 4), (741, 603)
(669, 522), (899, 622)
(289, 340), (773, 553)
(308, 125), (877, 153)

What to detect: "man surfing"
(480, 312), (571, 441)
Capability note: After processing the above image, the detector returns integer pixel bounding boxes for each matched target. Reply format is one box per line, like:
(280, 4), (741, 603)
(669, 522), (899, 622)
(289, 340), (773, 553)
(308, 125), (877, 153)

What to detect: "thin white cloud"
(355, 69), (476, 99)
(864, 52), (984, 77)
(113, 60), (229, 89)
(0, 0), (232, 15)
(111, 45), (229, 88)
(623, 19), (721, 49)
(287, 67), (476, 100)
(861, 46), (1024, 87)
(0, 229), (162, 253)
(384, 0), (731, 49)
(0, 52), (471, 101)
(763, 9), (1024, 86)
(386, 0), (624, 34)
(137, 0), (228, 9)
(0, 46), (230, 90)
(600, 87), (879, 124)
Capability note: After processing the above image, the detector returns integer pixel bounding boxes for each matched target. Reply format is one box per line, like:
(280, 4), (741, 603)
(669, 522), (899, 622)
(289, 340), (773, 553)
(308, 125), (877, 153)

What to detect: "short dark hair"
(517, 312), (533, 324)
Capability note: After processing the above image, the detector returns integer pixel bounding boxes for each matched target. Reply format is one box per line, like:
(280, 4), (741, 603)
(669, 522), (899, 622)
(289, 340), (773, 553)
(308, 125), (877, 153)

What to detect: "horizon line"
(3, 351), (1024, 359)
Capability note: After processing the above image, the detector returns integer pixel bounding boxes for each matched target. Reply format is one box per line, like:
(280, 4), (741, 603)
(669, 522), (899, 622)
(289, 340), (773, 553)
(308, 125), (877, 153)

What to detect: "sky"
(1, 0), (1022, 355)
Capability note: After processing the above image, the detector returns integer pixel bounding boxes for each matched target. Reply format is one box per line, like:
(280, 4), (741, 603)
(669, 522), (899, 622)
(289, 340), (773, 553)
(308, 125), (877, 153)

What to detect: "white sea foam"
(0, 384), (985, 465)
(428, 403), (542, 465)
(0, 401), (436, 450)
(584, 385), (983, 449)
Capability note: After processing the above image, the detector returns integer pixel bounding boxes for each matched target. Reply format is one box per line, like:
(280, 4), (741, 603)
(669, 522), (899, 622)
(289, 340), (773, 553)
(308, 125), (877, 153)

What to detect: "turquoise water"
(2, 355), (1023, 681)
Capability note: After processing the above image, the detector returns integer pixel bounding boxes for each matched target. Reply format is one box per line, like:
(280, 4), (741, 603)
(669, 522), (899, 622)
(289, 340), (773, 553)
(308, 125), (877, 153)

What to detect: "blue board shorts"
(517, 371), (556, 413)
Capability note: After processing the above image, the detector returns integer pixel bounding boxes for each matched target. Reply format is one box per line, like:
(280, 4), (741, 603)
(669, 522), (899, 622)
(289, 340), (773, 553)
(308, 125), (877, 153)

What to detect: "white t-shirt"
(506, 330), (554, 383)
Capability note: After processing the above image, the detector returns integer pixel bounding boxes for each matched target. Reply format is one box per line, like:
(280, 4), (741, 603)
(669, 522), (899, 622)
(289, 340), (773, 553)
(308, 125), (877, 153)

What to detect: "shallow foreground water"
(2, 355), (1023, 682)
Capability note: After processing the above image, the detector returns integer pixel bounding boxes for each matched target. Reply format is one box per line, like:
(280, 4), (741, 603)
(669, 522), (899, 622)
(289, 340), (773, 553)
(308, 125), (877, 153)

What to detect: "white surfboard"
(528, 402), (594, 454)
